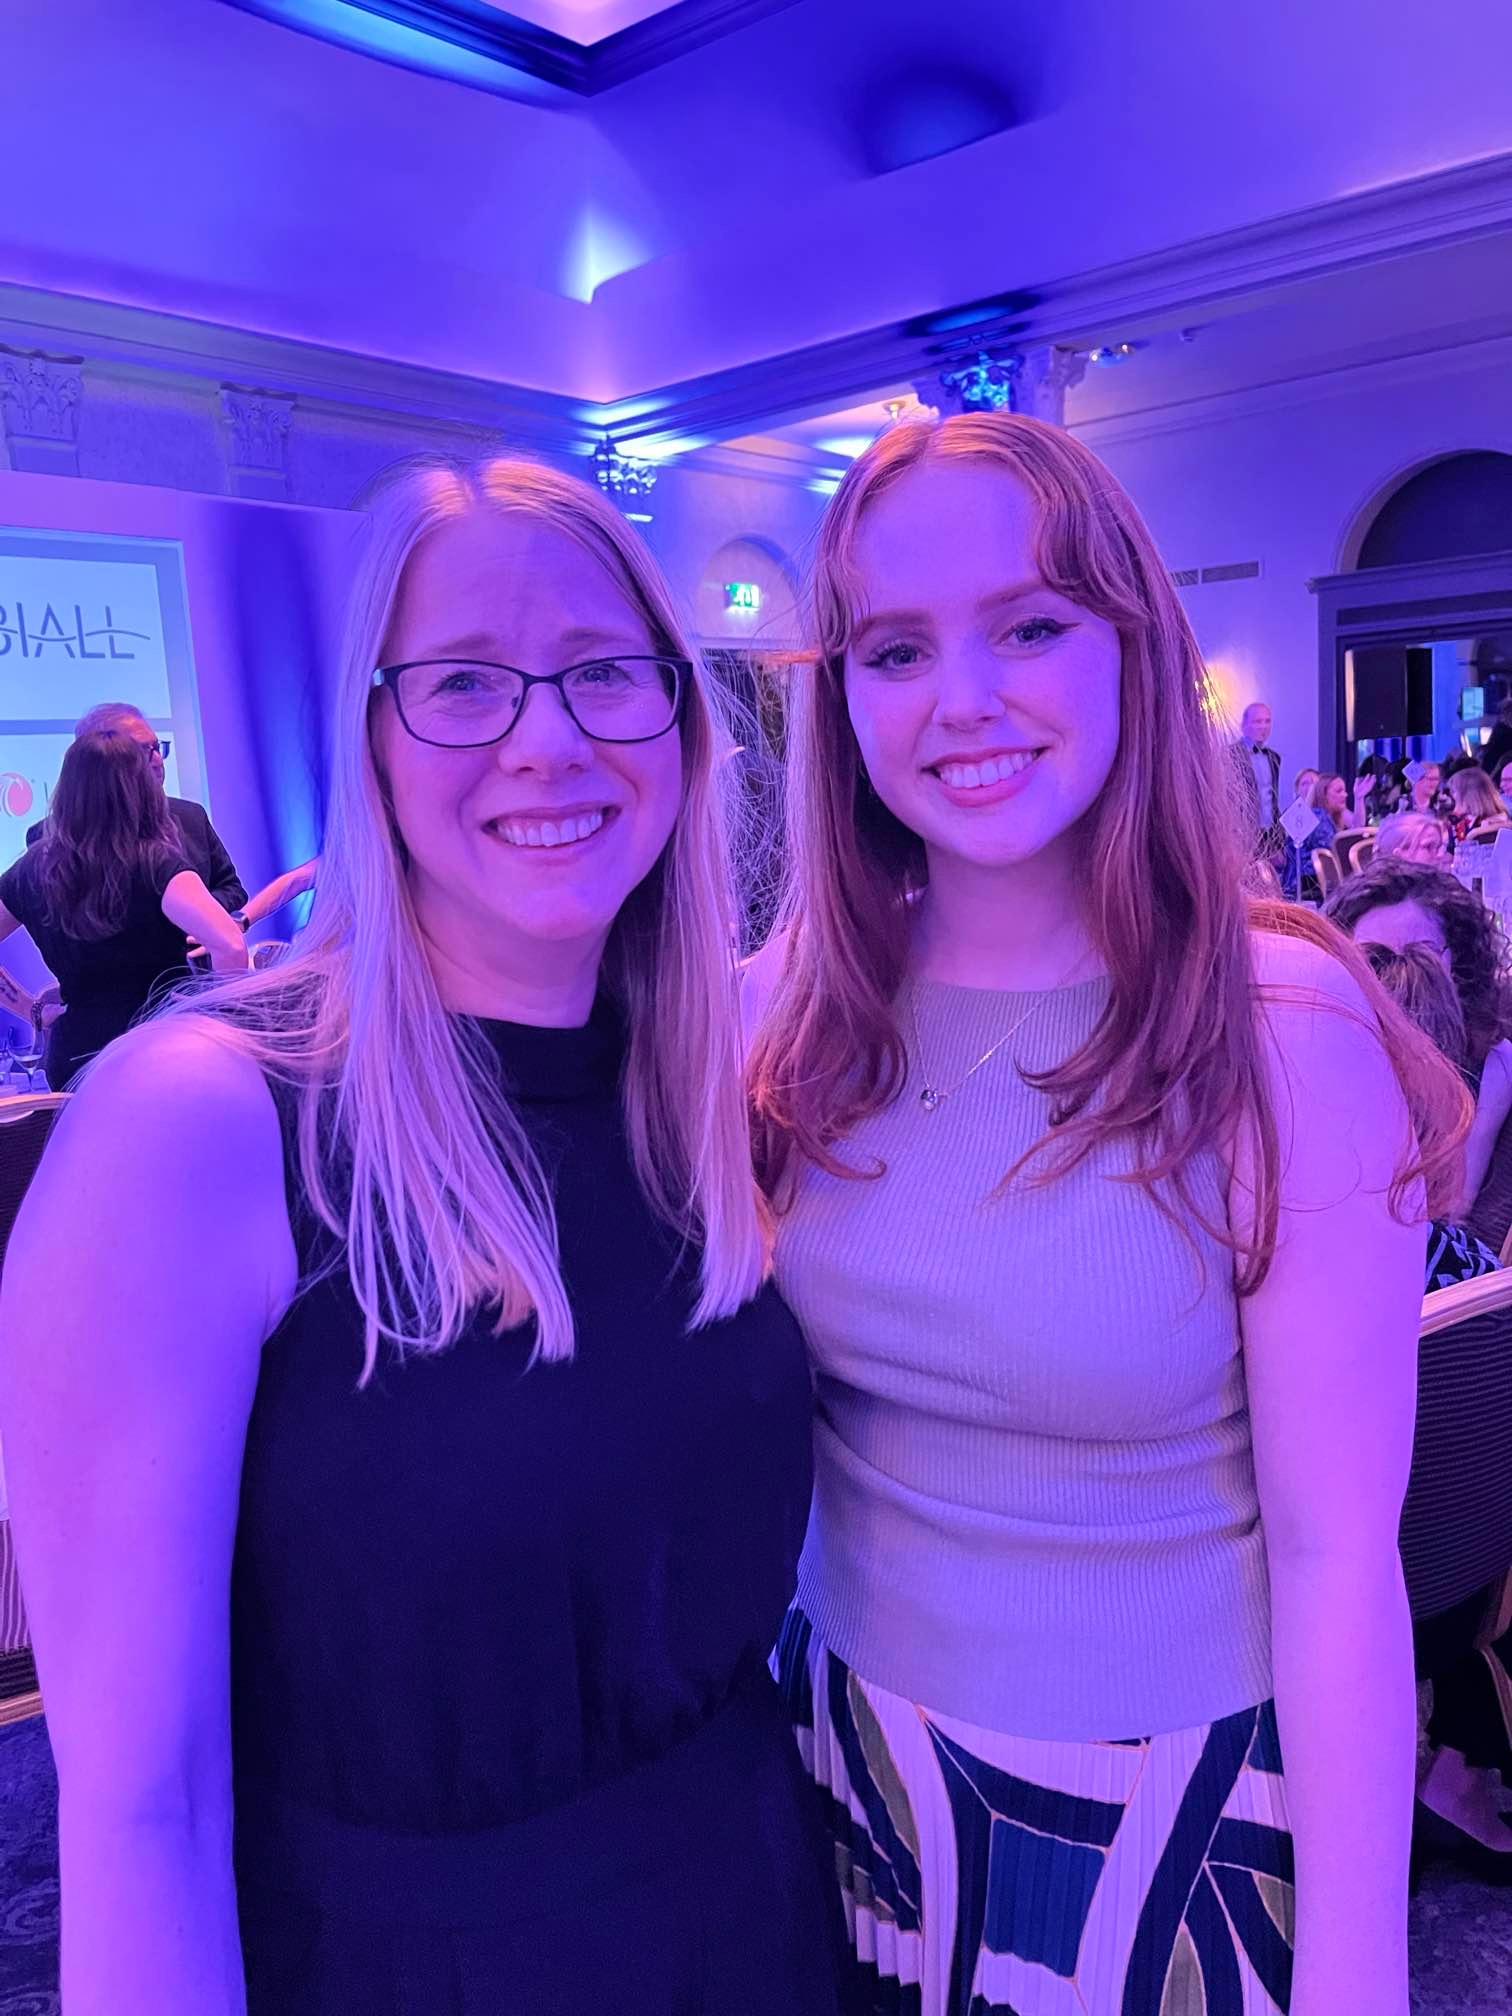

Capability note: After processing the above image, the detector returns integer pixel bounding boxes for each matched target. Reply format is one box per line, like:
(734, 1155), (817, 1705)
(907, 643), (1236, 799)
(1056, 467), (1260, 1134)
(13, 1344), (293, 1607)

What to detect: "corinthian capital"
(0, 349), (84, 473)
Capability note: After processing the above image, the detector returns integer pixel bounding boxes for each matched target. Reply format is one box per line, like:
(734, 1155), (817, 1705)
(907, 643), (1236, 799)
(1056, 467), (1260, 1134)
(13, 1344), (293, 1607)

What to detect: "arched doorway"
(1312, 452), (1512, 777)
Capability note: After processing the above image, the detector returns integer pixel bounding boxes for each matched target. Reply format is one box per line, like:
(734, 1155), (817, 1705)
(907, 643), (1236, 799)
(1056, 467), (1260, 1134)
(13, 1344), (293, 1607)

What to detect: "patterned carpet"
(0, 1715), (1507, 2013)
(0, 1720), (58, 2016)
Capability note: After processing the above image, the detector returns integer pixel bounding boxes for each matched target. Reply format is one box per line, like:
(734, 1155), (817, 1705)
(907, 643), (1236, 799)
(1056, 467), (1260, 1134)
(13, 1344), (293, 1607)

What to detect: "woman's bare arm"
(0, 1021), (296, 2013)
(241, 856), (320, 929)
(161, 871), (249, 975)
(0, 897), (40, 1025)
(1233, 934), (1420, 2016)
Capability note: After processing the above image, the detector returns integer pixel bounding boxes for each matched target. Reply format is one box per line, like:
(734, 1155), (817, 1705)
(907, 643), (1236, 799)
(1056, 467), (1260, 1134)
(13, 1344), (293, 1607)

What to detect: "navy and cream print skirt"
(774, 1609), (1294, 2015)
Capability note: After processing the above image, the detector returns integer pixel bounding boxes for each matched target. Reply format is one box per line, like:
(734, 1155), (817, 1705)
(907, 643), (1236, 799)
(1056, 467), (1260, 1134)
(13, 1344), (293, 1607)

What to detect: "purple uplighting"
(2, 4), (1512, 2012)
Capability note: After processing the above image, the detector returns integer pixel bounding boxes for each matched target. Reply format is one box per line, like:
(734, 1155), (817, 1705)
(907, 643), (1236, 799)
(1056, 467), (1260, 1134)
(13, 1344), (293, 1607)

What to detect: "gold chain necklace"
(905, 990), (1048, 1113)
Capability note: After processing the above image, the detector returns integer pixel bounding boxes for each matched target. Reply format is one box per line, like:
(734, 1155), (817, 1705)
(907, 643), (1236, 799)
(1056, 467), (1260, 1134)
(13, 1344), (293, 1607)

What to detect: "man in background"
(26, 701), (247, 914)
(1232, 699), (1284, 862)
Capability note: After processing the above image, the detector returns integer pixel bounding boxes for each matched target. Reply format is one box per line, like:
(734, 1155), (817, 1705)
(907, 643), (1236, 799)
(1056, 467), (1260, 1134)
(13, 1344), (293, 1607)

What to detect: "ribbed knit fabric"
(772, 975), (1273, 1742)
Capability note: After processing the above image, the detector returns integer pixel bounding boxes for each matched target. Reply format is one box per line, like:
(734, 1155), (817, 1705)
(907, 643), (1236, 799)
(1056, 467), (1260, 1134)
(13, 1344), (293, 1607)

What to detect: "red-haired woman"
(0, 731), (247, 1086)
(747, 414), (1465, 2016)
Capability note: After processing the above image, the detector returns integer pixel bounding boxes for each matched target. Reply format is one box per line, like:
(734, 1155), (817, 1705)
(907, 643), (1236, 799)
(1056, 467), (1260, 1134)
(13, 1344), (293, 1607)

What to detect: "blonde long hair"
(750, 413), (1465, 1287)
(171, 455), (763, 1376)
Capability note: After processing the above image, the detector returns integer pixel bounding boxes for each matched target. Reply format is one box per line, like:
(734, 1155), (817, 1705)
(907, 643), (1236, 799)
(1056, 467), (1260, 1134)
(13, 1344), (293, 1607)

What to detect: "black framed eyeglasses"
(372, 656), (690, 749)
(155, 737), (171, 761)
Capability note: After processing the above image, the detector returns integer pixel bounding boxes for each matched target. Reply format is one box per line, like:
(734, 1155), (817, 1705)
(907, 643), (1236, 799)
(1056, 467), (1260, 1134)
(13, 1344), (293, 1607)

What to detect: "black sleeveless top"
(229, 1007), (815, 1832)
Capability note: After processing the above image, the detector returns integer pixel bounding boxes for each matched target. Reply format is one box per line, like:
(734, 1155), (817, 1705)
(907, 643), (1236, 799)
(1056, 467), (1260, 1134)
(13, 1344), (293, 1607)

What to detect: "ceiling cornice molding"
(0, 283), (599, 455)
(215, 0), (800, 97)
(1069, 324), (1512, 454)
(606, 153), (1512, 450)
(647, 436), (848, 486)
(5, 153), (1512, 481)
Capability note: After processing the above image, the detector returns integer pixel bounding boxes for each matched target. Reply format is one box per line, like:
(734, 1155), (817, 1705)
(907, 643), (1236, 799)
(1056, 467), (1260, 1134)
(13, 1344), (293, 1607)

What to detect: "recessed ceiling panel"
(473, 0), (682, 42)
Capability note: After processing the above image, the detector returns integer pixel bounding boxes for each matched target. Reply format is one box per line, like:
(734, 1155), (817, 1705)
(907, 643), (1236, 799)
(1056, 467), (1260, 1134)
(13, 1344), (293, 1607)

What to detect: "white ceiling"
(4, 0), (1512, 413)
(474, 0), (680, 41)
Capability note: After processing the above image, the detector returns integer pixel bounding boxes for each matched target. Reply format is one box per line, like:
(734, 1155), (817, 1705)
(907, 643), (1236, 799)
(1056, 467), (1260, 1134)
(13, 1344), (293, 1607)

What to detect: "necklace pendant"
(919, 1086), (942, 1112)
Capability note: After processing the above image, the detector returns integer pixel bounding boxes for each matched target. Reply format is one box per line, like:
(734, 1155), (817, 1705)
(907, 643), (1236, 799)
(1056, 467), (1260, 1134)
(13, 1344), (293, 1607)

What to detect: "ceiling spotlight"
(1088, 341), (1145, 366)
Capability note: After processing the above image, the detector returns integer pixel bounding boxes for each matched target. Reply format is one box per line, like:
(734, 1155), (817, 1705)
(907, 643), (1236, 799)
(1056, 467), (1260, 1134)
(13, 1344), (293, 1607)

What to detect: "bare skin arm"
(240, 856), (320, 929)
(0, 899), (40, 1025)
(161, 871), (250, 975)
(0, 1021), (297, 2012)
(1232, 934), (1420, 2016)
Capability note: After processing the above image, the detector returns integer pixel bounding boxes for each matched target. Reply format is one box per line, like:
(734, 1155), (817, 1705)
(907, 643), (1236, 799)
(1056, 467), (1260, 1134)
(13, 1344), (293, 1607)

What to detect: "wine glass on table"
(12, 1005), (47, 1091)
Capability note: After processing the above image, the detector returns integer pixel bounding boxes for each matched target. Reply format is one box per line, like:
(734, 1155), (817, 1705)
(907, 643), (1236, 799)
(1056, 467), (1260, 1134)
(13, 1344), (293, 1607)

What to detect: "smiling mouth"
(484, 806), (617, 850)
(930, 751), (1045, 789)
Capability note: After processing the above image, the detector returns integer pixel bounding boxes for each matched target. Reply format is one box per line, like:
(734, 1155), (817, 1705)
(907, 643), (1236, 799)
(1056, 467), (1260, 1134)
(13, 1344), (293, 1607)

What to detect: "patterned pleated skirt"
(775, 1610), (1295, 2016)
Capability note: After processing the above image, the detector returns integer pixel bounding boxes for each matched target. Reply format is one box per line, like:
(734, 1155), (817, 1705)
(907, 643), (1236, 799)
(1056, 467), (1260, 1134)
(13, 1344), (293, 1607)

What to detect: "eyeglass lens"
(395, 659), (679, 746)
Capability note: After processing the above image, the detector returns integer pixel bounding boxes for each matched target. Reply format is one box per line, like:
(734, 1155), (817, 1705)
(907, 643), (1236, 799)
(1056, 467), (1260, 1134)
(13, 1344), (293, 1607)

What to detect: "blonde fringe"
(162, 455), (763, 1380)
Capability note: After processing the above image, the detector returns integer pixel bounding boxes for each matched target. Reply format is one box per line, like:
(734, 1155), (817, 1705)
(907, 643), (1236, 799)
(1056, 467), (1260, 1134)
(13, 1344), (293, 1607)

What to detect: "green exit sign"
(725, 581), (762, 612)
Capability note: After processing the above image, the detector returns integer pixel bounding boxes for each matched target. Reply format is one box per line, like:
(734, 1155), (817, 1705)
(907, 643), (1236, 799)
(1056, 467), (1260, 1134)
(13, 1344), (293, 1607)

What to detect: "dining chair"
(0, 1091), (70, 1276)
(1312, 846), (1343, 901)
(1406, 1269), (1512, 1624)
(1336, 828), (1376, 875)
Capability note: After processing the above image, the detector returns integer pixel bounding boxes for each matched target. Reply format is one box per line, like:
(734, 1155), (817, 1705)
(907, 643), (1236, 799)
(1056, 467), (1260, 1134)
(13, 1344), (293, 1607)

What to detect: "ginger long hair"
(37, 730), (182, 940)
(750, 413), (1464, 1288)
(161, 455), (764, 1377)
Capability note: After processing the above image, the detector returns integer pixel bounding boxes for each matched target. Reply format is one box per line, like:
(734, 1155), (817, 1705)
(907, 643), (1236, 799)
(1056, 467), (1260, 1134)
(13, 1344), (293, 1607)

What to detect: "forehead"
(849, 462), (1040, 611)
(1357, 897), (1445, 947)
(386, 507), (651, 655)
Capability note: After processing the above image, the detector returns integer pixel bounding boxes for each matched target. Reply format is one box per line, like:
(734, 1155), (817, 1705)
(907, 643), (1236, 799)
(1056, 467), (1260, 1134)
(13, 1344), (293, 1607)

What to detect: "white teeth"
(937, 752), (1038, 789)
(494, 809), (606, 849)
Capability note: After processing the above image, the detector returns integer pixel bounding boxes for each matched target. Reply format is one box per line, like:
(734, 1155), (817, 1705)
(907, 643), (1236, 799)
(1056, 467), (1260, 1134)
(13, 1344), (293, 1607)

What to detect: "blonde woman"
(748, 415), (1464, 2016)
(1, 459), (846, 2016)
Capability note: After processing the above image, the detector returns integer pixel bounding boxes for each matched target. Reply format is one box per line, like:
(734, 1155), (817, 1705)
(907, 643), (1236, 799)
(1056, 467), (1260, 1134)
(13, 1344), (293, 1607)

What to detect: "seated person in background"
(1447, 764), (1512, 847)
(27, 701), (248, 914)
(1354, 942), (1500, 1288)
(1411, 759), (1447, 818)
(1278, 771), (1336, 899)
(1326, 857), (1512, 1219)
(0, 731), (247, 1087)
(1310, 769), (1368, 837)
(1375, 809), (1449, 866)
(1498, 758), (1512, 816)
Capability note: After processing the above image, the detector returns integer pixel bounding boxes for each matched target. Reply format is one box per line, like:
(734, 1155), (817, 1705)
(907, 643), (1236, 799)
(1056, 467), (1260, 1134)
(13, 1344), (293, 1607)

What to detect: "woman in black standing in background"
(0, 729), (248, 1085)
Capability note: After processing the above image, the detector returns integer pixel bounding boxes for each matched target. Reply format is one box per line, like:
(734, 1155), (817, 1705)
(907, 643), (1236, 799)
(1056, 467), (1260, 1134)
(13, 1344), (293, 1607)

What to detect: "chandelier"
(592, 437), (657, 523)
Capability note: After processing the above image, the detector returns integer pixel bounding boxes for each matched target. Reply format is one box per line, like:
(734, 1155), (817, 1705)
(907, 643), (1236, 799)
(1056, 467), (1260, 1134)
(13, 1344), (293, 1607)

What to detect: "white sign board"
(0, 529), (201, 873)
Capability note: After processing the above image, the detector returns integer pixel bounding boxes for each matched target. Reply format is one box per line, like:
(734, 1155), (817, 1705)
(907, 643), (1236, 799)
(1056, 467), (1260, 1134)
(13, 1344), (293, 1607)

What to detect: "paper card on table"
(1280, 797), (1318, 847)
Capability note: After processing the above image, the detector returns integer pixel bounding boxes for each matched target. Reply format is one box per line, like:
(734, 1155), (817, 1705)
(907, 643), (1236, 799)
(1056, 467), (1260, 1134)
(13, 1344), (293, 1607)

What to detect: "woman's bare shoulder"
(49, 1016), (291, 1234)
(71, 1013), (278, 1135)
(1248, 927), (1367, 1015)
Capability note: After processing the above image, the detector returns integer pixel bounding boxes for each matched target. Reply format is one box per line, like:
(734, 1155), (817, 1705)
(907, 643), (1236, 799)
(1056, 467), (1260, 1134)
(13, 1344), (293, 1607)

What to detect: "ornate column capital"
(1009, 346), (1088, 426)
(218, 386), (295, 499)
(0, 347), (84, 474)
(930, 349), (1022, 417)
